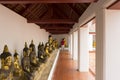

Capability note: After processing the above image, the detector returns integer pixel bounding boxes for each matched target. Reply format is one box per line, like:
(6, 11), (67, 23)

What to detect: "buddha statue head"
(48, 35), (53, 44)
(14, 50), (19, 61)
(38, 42), (41, 50)
(25, 42), (28, 48)
(31, 40), (34, 44)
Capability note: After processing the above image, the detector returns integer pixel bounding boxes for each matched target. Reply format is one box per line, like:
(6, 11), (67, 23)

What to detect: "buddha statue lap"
(29, 47), (40, 70)
(0, 45), (13, 80)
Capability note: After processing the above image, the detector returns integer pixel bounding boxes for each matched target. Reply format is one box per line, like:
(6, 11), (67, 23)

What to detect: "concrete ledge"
(48, 49), (60, 80)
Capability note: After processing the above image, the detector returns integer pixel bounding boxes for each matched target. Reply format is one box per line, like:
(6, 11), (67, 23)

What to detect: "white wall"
(104, 9), (120, 80)
(52, 34), (69, 47)
(0, 4), (49, 58)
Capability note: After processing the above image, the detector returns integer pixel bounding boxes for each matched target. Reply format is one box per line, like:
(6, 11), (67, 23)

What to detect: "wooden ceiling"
(2, 0), (98, 34)
(108, 1), (120, 9)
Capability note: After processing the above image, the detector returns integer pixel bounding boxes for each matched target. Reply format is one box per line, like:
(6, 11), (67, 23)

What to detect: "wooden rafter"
(53, 6), (68, 18)
(51, 32), (69, 34)
(54, 4), (69, 18)
(27, 19), (77, 24)
(46, 29), (70, 32)
(0, 0), (98, 4)
(65, 4), (79, 17)
(40, 26), (72, 29)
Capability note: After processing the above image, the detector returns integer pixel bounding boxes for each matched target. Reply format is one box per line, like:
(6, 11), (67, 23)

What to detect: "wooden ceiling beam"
(48, 31), (69, 33)
(46, 29), (70, 32)
(51, 32), (69, 34)
(40, 26), (72, 29)
(0, 0), (98, 4)
(46, 28), (70, 31)
(27, 19), (77, 24)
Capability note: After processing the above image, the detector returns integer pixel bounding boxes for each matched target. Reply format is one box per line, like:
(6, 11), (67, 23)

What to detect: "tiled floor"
(52, 50), (95, 80)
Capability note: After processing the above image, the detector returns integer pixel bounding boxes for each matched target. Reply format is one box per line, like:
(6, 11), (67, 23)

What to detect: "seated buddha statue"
(29, 47), (40, 69)
(21, 50), (33, 80)
(48, 35), (53, 53)
(38, 42), (47, 63)
(44, 42), (50, 57)
(0, 45), (13, 80)
(13, 50), (22, 77)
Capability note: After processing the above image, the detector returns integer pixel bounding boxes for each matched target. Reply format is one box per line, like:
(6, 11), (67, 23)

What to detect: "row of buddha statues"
(0, 35), (58, 80)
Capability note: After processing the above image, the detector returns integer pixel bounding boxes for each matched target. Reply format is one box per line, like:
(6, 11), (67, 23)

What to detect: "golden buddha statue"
(29, 47), (39, 68)
(45, 42), (50, 57)
(21, 50), (33, 80)
(48, 35), (53, 44)
(0, 45), (13, 80)
(13, 50), (22, 77)
(38, 42), (47, 63)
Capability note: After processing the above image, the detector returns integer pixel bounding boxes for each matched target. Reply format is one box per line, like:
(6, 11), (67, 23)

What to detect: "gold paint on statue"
(13, 50), (22, 77)
(0, 45), (13, 80)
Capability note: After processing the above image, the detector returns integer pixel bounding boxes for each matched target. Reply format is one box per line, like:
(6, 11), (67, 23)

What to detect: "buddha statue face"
(5, 56), (12, 67)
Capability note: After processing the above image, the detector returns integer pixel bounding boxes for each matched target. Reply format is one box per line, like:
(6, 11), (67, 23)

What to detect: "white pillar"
(79, 26), (89, 72)
(96, 7), (105, 80)
(78, 28), (80, 70)
(104, 9), (120, 80)
(68, 34), (71, 52)
(72, 33), (74, 60)
(73, 31), (78, 60)
(70, 34), (73, 55)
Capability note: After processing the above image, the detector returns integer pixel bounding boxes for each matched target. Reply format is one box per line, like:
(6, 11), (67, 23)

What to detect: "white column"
(96, 8), (105, 80)
(73, 31), (78, 60)
(68, 34), (71, 52)
(79, 26), (89, 72)
(78, 28), (80, 70)
(70, 34), (73, 55)
(104, 9), (120, 80)
(72, 33), (74, 60)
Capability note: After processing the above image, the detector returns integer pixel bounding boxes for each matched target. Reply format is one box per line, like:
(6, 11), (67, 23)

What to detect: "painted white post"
(72, 33), (74, 60)
(104, 9), (120, 80)
(79, 26), (89, 72)
(78, 28), (80, 70)
(96, 8), (105, 80)
(69, 34), (73, 55)
(73, 31), (78, 60)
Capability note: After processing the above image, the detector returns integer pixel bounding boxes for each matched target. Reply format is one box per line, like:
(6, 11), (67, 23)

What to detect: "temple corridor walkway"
(52, 50), (95, 80)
